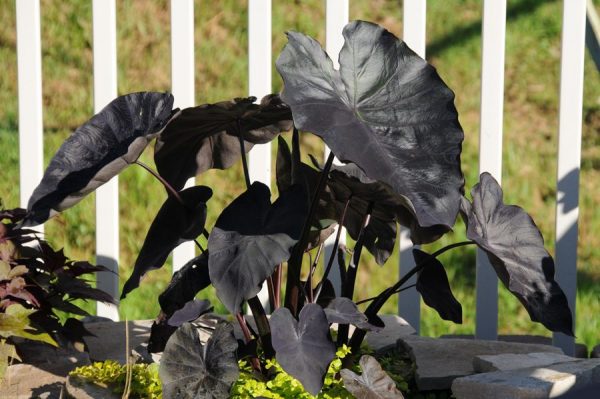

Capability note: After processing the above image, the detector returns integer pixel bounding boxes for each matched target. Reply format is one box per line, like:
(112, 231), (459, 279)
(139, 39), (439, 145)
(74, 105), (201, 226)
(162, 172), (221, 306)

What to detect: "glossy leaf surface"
(461, 172), (573, 335)
(155, 94), (292, 190)
(276, 20), (464, 229)
(25, 92), (174, 226)
(208, 182), (307, 314)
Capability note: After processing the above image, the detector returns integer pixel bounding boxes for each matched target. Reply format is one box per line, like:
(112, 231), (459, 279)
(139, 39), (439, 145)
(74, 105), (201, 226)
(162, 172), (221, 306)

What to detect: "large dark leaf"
(24, 92), (175, 226)
(276, 20), (464, 229)
(158, 253), (211, 316)
(121, 186), (212, 299)
(208, 182), (308, 314)
(413, 249), (462, 324)
(155, 94), (292, 190)
(270, 304), (335, 395)
(340, 355), (404, 399)
(461, 172), (573, 336)
(324, 297), (383, 331)
(160, 322), (239, 399)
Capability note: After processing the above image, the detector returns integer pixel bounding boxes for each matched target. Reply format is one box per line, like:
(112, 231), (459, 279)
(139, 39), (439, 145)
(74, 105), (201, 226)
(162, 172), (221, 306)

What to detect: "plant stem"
(236, 313), (253, 343)
(266, 276), (276, 312)
(247, 296), (274, 358)
(321, 197), (351, 284)
(194, 240), (205, 254)
(338, 202), (374, 346)
(304, 243), (324, 303)
(236, 313), (261, 372)
(285, 151), (335, 315)
(342, 202), (374, 299)
(274, 264), (282, 310)
(291, 127), (301, 184)
(237, 119), (252, 189)
(349, 240), (475, 352)
(355, 284), (417, 305)
(135, 160), (184, 204)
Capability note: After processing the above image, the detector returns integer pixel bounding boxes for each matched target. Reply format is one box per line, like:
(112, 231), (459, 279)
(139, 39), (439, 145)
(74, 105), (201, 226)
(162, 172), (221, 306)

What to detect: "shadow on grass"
(427, 0), (549, 58)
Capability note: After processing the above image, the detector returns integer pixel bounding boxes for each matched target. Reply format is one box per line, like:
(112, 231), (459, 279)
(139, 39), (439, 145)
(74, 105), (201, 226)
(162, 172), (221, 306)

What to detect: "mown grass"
(0, 0), (598, 349)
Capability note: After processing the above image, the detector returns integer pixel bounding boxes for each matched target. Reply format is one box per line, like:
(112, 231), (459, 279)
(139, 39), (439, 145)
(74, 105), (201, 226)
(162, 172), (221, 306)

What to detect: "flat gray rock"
(14, 341), (90, 376)
(2, 363), (66, 398)
(592, 344), (600, 358)
(397, 335), (563, 390)
(83, 319), (153, 363)
(65, 375), (120, 399)
(452, 359), (600, 399)
(474, 352), (578, 372)
(442, 334), (588, 358)
(364, 315), (416, 351)
(2, 339), (90, 398)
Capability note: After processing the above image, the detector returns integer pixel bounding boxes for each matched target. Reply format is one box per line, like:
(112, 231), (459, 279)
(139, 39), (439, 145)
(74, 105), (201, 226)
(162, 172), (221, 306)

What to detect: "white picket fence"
(15, 0), (585, 356)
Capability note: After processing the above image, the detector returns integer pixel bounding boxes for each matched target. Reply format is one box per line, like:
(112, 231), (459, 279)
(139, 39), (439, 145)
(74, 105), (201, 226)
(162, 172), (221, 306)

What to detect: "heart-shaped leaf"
(340, 355), (404, 399)
(168, 299), (213, 327)
(276, 20), (464, 229)
(160, 322), (239, 399)
(461, 172), (573, 336)
(121, 186), (212, 299)
(270, 304), (336, 395)
(324, 297), (383, 331)
(155, 94), (292, 191)
(208, 182), (308, 314)
(413, 248), (462, 324)
(159, 253), (211, 316)
(24, 92), (175, 226)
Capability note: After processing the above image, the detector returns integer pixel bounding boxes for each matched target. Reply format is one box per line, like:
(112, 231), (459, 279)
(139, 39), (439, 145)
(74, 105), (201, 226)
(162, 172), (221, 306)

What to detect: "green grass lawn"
(1, 0), (599, 350)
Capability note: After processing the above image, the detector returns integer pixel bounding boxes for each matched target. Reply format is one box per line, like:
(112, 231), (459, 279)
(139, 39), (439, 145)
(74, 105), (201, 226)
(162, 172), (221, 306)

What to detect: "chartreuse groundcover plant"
(14, 20), (573, 398)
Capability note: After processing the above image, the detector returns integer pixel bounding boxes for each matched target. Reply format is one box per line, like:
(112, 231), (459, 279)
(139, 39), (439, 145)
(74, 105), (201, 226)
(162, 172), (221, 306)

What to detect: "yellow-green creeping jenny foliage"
(69, 360), (162, 399)
(231, 345), (356, 399)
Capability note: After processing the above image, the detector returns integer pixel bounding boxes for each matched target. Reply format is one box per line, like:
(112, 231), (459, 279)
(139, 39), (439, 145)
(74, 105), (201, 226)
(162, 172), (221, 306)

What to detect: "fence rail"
(15, 0), (585, 356)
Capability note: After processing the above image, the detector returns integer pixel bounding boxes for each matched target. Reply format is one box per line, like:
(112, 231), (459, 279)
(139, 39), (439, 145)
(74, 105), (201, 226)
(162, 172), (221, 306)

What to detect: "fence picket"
(475, 0), (507, 340)
(398, 0), (427, 334)
(324, 0), (349, 296)
(16, 0), (44, 235)
(171, 0), (196, 273)
(248, 0), (272, 309)
(93, 0), (119, 320)
(553, 0), (586, 356)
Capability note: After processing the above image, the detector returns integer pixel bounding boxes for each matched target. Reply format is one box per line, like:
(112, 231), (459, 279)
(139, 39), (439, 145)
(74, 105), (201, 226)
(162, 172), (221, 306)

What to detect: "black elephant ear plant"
(20, 20), (573, 398)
